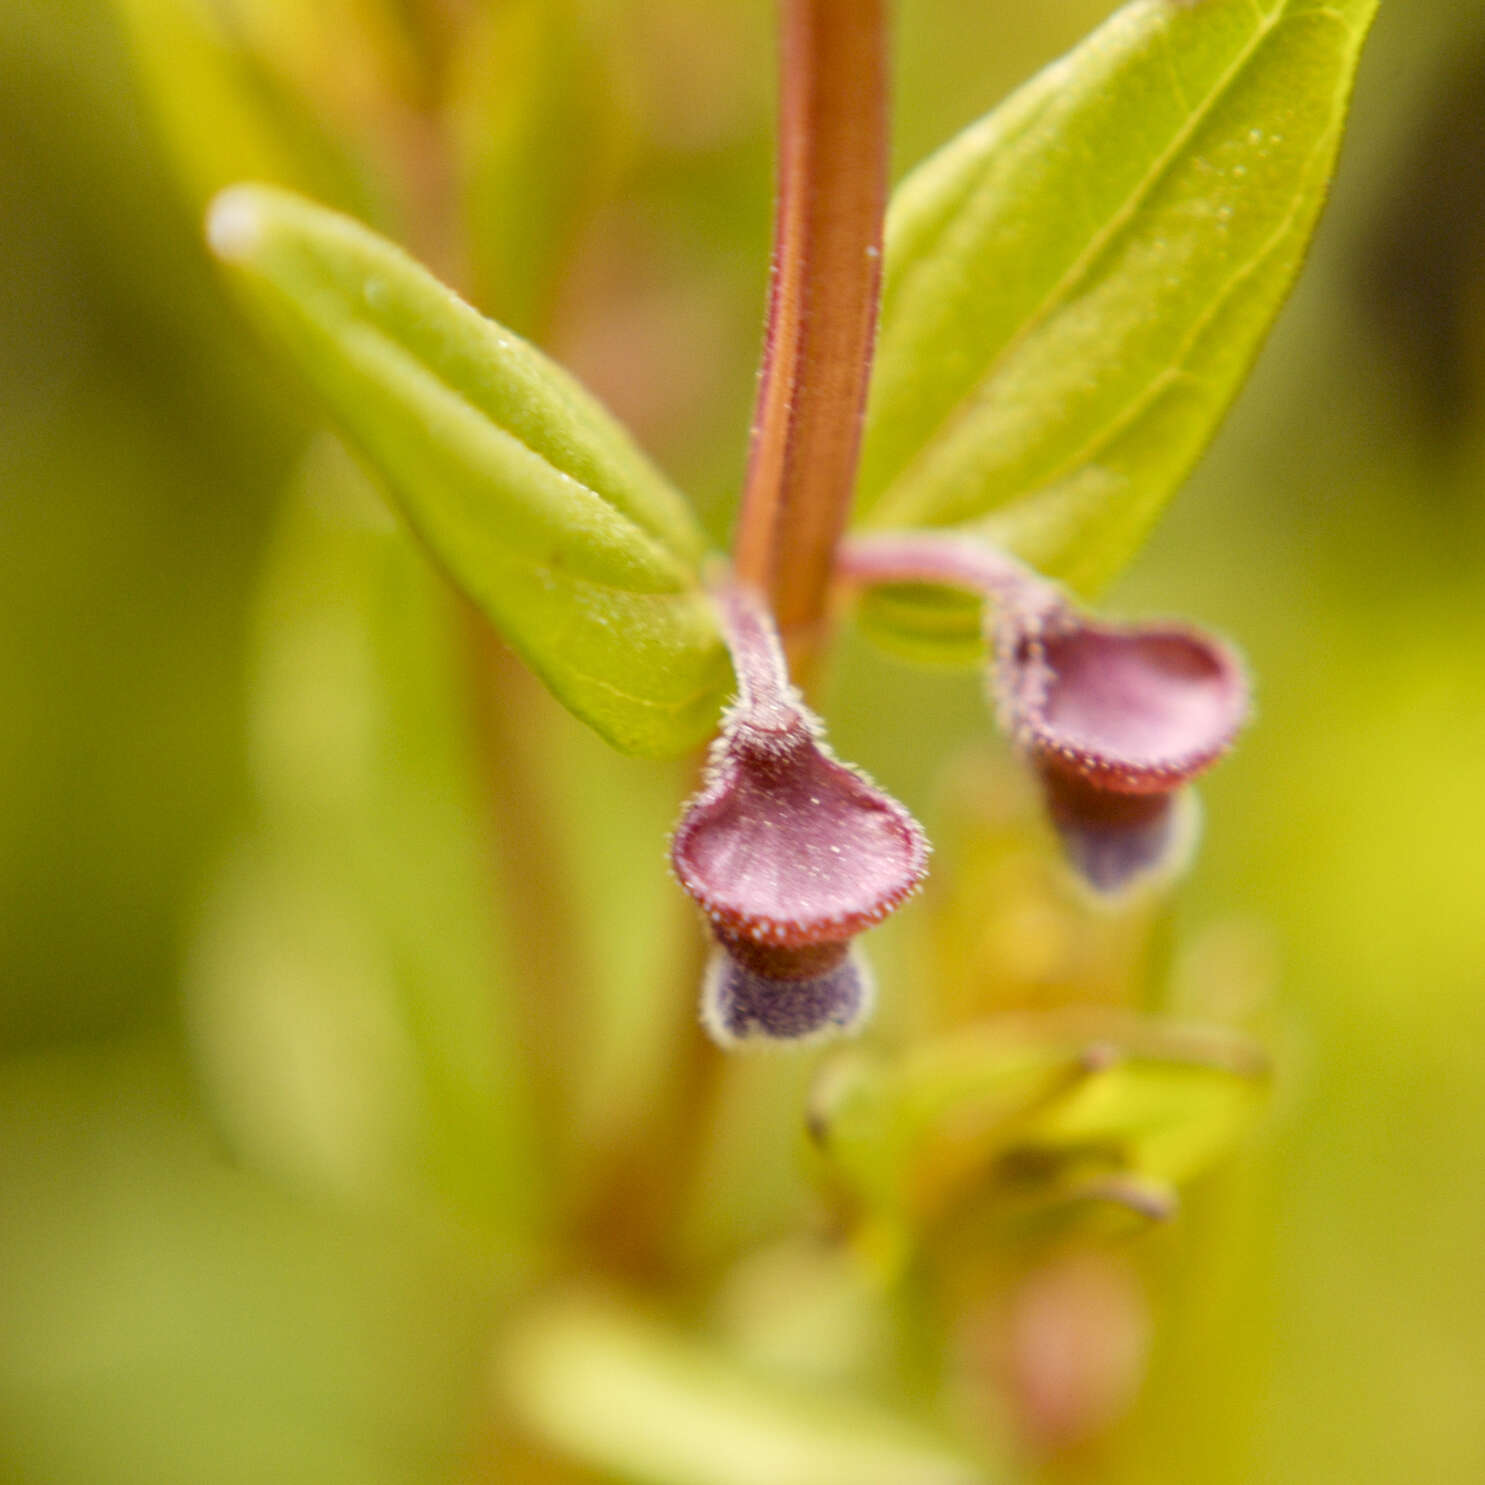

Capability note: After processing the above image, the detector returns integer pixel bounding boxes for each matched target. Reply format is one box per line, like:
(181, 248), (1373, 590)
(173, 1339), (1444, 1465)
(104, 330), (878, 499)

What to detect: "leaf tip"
(205, 185), (268, 263)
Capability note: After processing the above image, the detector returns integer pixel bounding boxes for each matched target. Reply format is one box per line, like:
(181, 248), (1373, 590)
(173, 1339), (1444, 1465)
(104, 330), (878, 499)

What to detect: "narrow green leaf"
(812, 1011), (1268, 1253)
(497, 1291), (992, 1485)
(206, 184), (730, 756)
(858, 0), (1378, 623)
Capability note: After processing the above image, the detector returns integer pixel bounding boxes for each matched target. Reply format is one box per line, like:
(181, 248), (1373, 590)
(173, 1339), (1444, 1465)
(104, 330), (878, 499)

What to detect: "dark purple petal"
(1041, 777), (1198, 895)
(701, 944), (874, 1047)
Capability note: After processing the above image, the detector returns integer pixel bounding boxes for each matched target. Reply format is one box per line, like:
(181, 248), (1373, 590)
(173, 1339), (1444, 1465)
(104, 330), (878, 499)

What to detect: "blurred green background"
(3, 1), (1485, 1481)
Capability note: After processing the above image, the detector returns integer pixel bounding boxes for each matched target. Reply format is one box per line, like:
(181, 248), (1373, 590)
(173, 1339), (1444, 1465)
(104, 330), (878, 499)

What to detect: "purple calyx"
(998, 616), (1245, 895)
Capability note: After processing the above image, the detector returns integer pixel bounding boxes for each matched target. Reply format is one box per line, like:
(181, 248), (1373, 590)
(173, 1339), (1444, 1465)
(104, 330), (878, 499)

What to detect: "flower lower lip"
(1045, 787), (1197, 897)
(702, 946), (874, 1047)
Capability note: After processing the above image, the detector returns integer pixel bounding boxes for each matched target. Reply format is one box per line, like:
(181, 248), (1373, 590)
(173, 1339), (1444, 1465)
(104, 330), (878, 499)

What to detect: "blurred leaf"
(451, 0), (632, 335)
(0, 1043), (498, 1485)
(222, 0), (427, 125)
(497, 1290), (992, 1485)
(206, 185), (731, 755)
(811, 1010), (1268, 1263)
(189, 442), (544, 1237)
(108, 0), (376, 217)
(857, 0), (1379, 653)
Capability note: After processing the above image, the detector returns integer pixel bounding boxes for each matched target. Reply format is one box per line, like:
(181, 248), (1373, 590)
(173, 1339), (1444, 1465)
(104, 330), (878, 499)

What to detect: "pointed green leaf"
(812, 1011), (1267, 1254)
(857, 0), (1378, 648)
(206, 185), (731, 755)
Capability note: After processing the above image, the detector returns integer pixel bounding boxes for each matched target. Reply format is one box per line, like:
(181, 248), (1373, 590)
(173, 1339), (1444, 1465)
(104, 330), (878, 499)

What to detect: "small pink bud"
(671, 582), (928, 1047)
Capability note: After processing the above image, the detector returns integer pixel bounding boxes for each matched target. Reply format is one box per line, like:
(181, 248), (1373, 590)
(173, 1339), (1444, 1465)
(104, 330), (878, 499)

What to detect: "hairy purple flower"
(996, 611), (1247, 894)
(672, 582), (928, 1047)
(839, 533), (1249, 895)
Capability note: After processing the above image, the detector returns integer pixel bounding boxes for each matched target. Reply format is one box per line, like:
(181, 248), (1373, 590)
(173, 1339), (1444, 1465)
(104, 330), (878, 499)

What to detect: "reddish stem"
(732, 0), (889, 652)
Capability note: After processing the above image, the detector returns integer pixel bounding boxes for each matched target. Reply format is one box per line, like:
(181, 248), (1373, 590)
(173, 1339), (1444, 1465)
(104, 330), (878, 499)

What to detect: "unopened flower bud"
(671, 582), (928, 1047)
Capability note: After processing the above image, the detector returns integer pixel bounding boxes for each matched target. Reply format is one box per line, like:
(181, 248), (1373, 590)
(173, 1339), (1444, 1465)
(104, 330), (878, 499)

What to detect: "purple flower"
(839, 533), (1249, 895)
(671, 582), (928, 1047)
(995, 610), (1248, 894)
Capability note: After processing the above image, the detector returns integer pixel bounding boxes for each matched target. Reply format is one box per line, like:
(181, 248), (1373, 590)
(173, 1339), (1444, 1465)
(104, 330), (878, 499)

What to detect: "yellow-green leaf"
(857, 0), (1378, 650)
(812, 1010), (1268, 1259)
(497, 1291), (992, 1485)
(206, 185), (730, 755)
